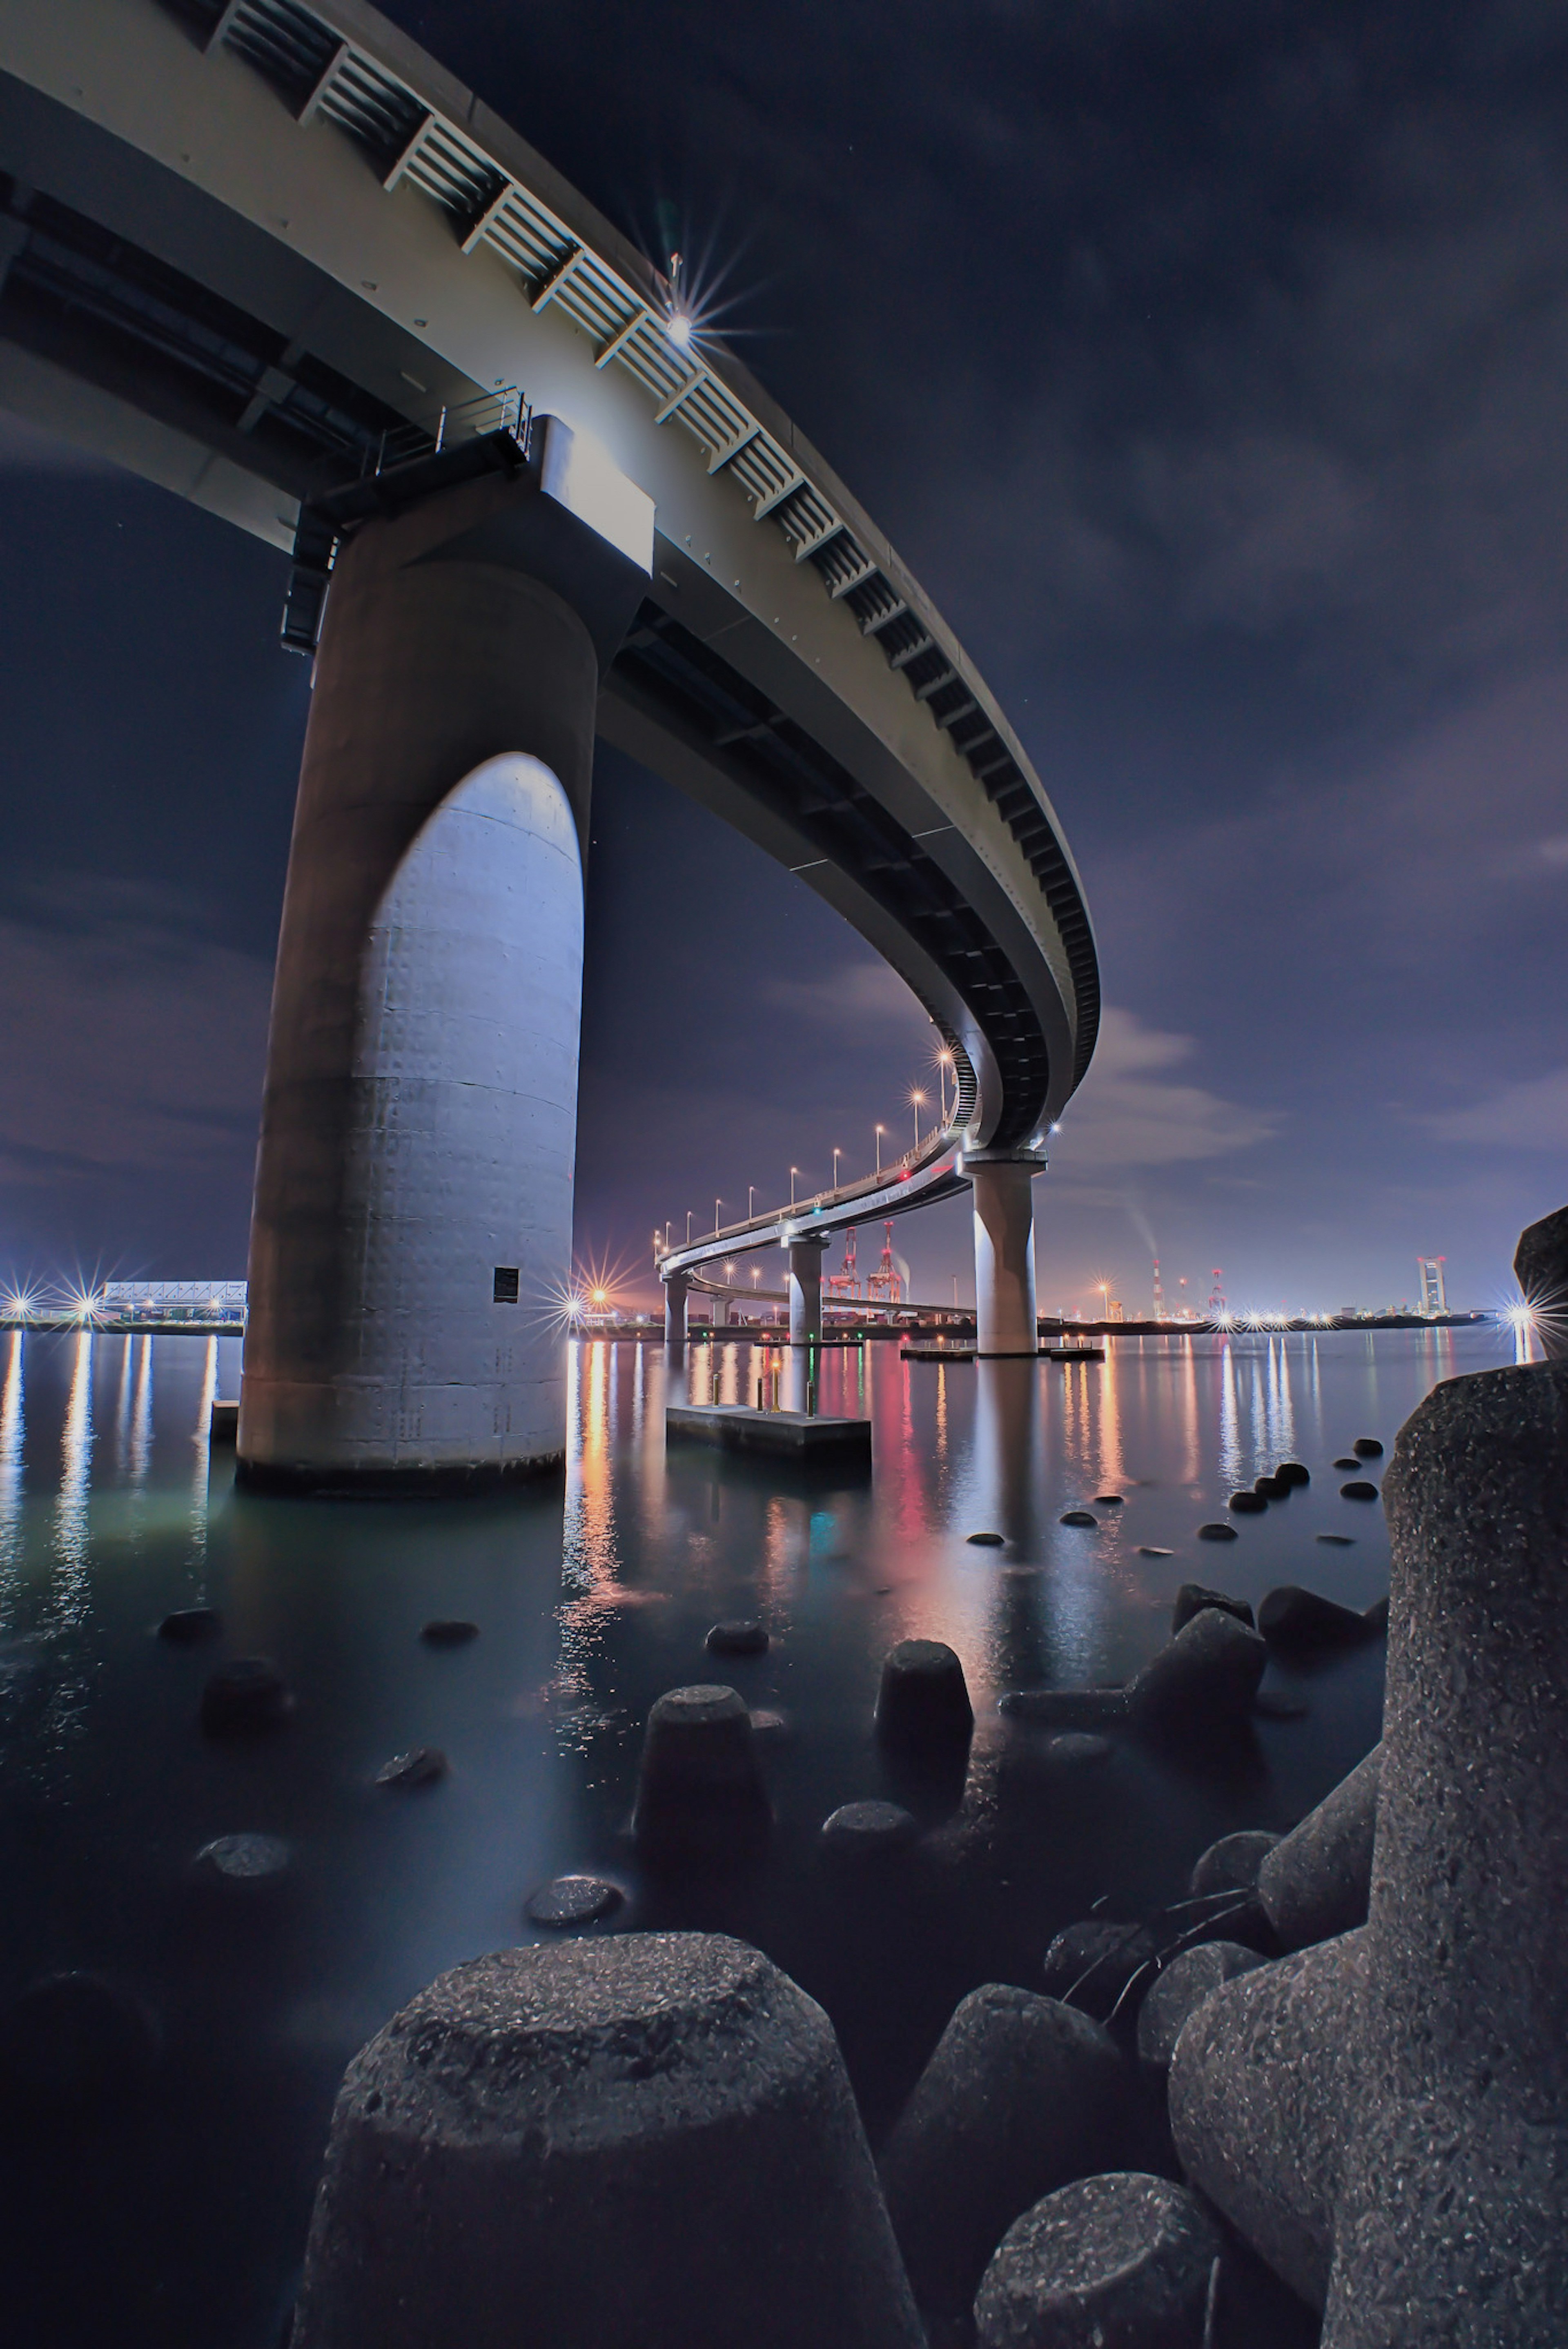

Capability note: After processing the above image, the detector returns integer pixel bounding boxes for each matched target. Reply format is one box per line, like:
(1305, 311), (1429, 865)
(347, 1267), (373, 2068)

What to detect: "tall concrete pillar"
(663, 1271), (690, 1345)
(969, 1156), (1040, 1357)
(238, 427), (650, 1492)
(787, 1236), (829, 1349)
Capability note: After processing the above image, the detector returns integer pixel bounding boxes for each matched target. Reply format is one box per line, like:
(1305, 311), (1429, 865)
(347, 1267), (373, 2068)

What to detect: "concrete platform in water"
(666, 1405), (872, 1461)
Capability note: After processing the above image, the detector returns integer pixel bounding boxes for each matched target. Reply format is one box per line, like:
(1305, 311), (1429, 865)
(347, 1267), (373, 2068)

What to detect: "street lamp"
(790, 1166), (798, 1207)
(665, 1220), (671, 1250)
(833, 1147), (841, 1189)
(911, 1089), (927, 1149)
(937, 1049), (953, 1123)
(714, 1197), (722, 1236)
(748, 1185), (755, 1219)
(686, 1211), (693, 1245)
(875, 1123), (885, 1177)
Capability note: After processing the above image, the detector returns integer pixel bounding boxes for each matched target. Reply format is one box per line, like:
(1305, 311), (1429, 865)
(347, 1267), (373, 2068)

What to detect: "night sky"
(3, 0), (1568, 1316)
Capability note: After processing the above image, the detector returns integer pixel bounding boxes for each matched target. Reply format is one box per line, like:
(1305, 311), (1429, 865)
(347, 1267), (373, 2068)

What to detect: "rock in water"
(1173, 1362), (1568, 2335)
(524, 1875), (622, 1928)
(974, 2173), (1221, 2349)
(1137, 1942), (1266, 2075)
(820, 1799), (918, 1858)
(879, 1985), (1131, 2318)
(1196, 1521), (1239, 1542)
(194, 1832), (290, 1882)
(419, 1619), (478, 1646)
(1256, 1746), (1381, 1952)
(199, 1658), (292, 1736)
(1515, 1200), (1568, 1358)
(1257, 1586), (1374, 1652)
(1171, 1583), (1254, 1636)
(375, 1746), (448, 1789)
(966, 1532), (1006, 1547)
(0, 1972), (161, 2105)
(291, 1934), (924, 2349)
(158, 1605), (221, 1643)
(705, 1619), (768, 1657)
(875, 1640), (974, 1750)
(1276, 1462), (1311, 1487)
(1229, 1490), (1267, 1514)
(1352, 1437), (1383, 1459)
(633, 1685), (770, 1863)
(1339, 1479), (1379, 1501)
(1059, 1510), (1099, 1527)
(1129, 1608), (1267, 1737)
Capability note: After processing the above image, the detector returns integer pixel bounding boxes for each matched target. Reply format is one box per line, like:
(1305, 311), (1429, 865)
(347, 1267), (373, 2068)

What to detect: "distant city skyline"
(3, 1), (1567, 1318)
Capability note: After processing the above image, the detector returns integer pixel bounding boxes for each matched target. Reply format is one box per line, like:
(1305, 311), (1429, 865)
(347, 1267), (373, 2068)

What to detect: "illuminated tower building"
(1417, 1257), (1447, 1316)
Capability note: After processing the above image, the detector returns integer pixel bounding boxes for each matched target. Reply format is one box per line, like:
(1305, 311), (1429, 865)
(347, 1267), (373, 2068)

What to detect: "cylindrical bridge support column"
(663, 1272), (690, 1345)
(787, 1236), (829, 1350)
(969, 1157), (1041, 1358)
(238, 448), (647, 1492)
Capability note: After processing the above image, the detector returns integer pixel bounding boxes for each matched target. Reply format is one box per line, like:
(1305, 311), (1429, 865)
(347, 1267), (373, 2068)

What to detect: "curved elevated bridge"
(0, 0), (1100, 1480)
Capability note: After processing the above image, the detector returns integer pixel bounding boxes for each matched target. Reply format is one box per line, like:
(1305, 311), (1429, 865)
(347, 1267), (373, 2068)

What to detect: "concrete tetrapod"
(633, 1685), (770, 1863)
(292, 1934), (924, 2349)
(973, 2173), (1221, 2349)
(1256, 1745), (1380, 1952)
(879, 1985), (1132, 2318)
(1169, 1361), (1568, 2340)
(1515, 1199), (1568, 1358)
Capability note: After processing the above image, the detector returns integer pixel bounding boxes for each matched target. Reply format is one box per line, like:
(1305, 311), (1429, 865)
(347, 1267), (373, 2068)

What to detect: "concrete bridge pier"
(787, 1236), (829, 1349)
(238, 427), (651, 1492)
(968, 1154), (1043, 1358)
(663, 1271), (691, 1346)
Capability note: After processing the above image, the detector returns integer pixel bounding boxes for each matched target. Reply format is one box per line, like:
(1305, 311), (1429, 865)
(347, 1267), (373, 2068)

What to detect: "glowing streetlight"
(686, 1211), (693, 1246)
(911, 1089), (927, 1149)
(748, 1185), (755, 1219)
(790, 1166), (798, 1207)
(714, 1198), (722, 1236)
(833, 1147), (841, 1189)
(937, 1049), (953, 1122)
(875, 1123), (885, 1177)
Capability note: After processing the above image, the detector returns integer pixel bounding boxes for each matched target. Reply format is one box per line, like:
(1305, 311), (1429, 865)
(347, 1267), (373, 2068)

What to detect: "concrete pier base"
(787, 1235), (828, 1348)
(667, 1403), (871, 1462)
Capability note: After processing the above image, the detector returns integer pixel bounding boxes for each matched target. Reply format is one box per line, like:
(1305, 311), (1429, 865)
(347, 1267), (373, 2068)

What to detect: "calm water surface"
(0, 1320), (1520, 2347)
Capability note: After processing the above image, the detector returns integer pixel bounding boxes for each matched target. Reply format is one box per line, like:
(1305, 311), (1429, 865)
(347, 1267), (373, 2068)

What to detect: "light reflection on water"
(0, 1318), (1526, 2349)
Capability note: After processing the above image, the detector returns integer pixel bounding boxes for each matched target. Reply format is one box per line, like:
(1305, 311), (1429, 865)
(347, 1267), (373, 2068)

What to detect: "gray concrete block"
(1172, 1361), (1568, 2339)
(1136, 1942), (1265, 2075)
(1257, 1746), (1380, 1952)
(1129, 1608), (1267, 1737)
(293, 1934), (924, 2349)
(633, 1685), (770, 1862)
(973, 2172), (1221, 2347)
(880, 1985), (1131, 2318)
